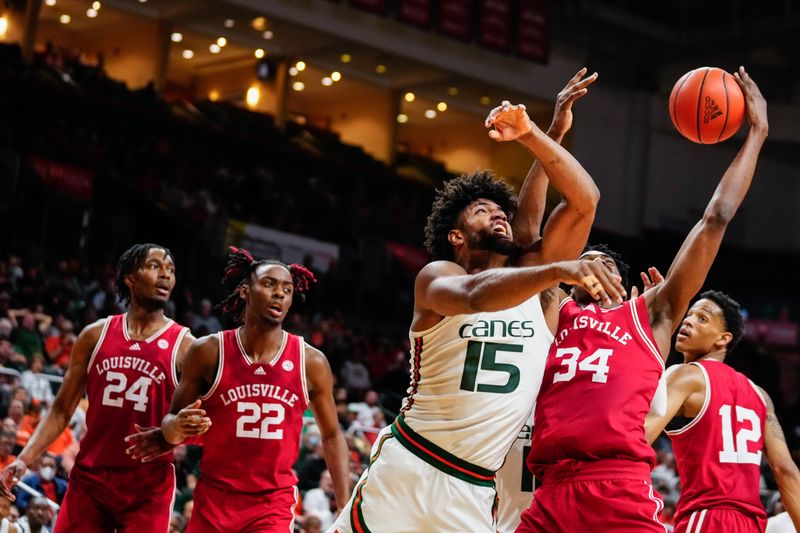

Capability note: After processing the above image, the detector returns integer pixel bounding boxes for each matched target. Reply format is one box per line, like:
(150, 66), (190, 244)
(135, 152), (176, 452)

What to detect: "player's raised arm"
(646, 67), (767, 340)
(416, 258), (624, 318)
(0, 319), (102, 499)
(758, 387), (800, 529)
(305, 344), (350, 511)
(487, 68), (598, 250)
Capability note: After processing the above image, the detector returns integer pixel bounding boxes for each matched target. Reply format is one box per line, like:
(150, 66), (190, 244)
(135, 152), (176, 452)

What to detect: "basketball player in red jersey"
(645, 290), (800, 532)
(516, 66), (768, 532)
(131, 247), (350, 533)
(0, 243), (208, 532)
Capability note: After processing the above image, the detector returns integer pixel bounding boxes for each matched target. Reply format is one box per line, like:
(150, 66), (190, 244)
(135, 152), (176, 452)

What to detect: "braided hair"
(218, 246), (316, 324)
(115, 243), (175, 304)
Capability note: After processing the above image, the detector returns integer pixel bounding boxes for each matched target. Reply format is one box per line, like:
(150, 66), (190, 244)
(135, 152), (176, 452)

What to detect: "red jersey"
(198, 328), (309, 493)
(528, 296), (664, 476)
(667, 360), (767, 524)
(78, 314), (188, 468)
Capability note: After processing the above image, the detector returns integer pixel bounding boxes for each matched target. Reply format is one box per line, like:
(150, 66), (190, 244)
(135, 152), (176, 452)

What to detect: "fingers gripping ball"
(669, 67), (744, 144)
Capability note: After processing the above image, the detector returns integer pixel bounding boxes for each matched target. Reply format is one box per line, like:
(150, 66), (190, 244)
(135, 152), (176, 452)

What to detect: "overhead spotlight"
(330, 71), (341, 82)
(209, 43), (221, 53)
(86, 8), (97, 17)
(92, 1), (101, 9)
(375, 64), (387, 74)
(289, 67), (298, 76)
(254, 48), (265, 59)
(246, 86), (260, 107)
(340, 53), (351, 63)
(217, 37), (227, 47)
(424, 109), (437, 119)
(292, 81), (305, 91)
(321, 77), (333, 86)
(251, 17), (267, 31)
(182, 49), (194, 59)
(262, 30), (273, 40)
(170, 32), (183, 43)
(59, 14), (70, 24)
(209, 90), (220, 101)
(44, 0), (56, 6)
(479, 96), (492, 106)
(396, 114), (409, 124)
(437, 102), (447, 112)
(403, 92), (415, 102)
(138, 0), (147, 3)
(295, 61), (306, 71)
(224, 19), (235, 28)
(448, 86), (459, 96)
(0, 17), (7, 38)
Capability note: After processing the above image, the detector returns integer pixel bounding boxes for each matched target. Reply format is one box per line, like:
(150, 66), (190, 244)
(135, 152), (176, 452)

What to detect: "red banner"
(439, 0), (472, 40)
(29, 157), (93, 201)
(479, 0), (512, 51)
(517, 0), (549, 62)
(349, 0), (388, 13)
(387, 242), (429, 275)
(398, 0), (431, 27)
(745, 319), (799, 347)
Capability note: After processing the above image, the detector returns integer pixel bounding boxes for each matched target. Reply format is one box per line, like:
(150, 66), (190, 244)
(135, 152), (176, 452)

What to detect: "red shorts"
(187, 480), (298, 533)
(54, 461), (175, 533)
(674, 508), (767, 533)
(516, 460), (667, 533)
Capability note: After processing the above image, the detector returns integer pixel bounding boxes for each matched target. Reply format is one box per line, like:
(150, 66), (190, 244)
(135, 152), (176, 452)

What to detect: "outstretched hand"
(563, 259), (626, 306)
(484, 101), (534, 142)
(0, 459), (27, 501)
(549, 67), (598, 137)
(733, 66), (767, 133)
(629, 267), (665, 299)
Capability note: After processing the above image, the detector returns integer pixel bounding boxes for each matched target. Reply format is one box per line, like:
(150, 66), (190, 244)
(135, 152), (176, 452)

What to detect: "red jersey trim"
(665, 362), (711, 436)
(121, 314), (174, 343)
(170, 327), (189, 388)
(300, 341), (310, 405)
(87, 317), (112, 372)
(747, 379), (767, 408)
(629, 296), (665, 367)
(234, 328), (287, 366)
(199, 332), (225, 401)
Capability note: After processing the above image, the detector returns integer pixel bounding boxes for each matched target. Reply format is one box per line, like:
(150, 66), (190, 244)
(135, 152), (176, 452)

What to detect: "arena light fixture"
(224, 19), (235, 28)
(403, 92), (415, 102)
(396, 114), (408, 124)
(375, 64), (387, 74)
(170, 32), (183, 43)
(292, 81), (305, 92)
(251, 17), (267, 31)
(448, 86), (459, 96)
(424, 109), (437, 119)
(262, 30), (273, 40)
(254, 48), (265, 59)
(217, 37), (227, 47)
(44, 0), (56, 6)
(59, 14), (70, 24)
(182, 49), (194, 59)
(289, 67), (298, 76)
(340, 53), (351, 63)
(92, 1), (101, 9)
(86, 8), (97, 17)
(209, 43), (221, 54)
(479, 96), (492, 106)
(0, 17), (7, 38)
(321, 77), (333, 86)
(209, 90), (220, 102)
(331, 71), (341, 82)
(437, 102), (447, 112)
(246, 86), (260, 107)
(295, 61), (306, 71)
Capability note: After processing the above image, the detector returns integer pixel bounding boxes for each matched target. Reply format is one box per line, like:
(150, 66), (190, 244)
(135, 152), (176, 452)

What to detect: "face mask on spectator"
(40, 466), (55, 481)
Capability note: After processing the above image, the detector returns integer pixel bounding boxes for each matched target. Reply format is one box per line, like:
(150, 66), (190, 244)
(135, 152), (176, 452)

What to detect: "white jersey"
(400, 294), (552, 472)
(495, 413), (535, 533)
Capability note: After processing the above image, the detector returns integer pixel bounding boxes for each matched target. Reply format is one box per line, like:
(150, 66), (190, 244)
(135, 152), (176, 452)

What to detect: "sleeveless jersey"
(198, 328), (308, 493)
(496, 413), (535, 533)
(666, 360), (767, 523)
(528, 296), (664, 476)
(78, 314), (188, 468)
(400, 294), (553, 472)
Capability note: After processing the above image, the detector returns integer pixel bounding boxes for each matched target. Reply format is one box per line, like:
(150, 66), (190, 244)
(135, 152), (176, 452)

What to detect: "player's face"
(458, 198), (517, 256)
(676, 298), (728, 360)
(128, 248), (176, 310)
(247, 264), (294, 325)
(571, 252), (620, 306)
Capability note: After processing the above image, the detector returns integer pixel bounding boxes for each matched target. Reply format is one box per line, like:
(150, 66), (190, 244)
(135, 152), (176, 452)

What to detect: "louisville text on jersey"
(219, 383), (300, 408)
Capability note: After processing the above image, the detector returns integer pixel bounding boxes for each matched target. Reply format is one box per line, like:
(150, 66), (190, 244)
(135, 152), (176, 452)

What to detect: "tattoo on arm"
(767, 412), (787, 443)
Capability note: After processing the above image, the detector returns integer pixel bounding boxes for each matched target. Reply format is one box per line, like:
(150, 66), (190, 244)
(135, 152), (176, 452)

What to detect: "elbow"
(702, 207), (732, 229)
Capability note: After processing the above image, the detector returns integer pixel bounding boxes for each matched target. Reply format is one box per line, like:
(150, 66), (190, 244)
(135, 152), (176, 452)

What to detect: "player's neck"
(456, 249), (507, 273)
(692, 351), (726, 364)
(239, 321), (285, 361)
(125, 305), (168, 339)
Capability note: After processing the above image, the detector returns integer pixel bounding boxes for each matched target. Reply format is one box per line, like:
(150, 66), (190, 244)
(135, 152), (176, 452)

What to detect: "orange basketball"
(669, 67), (744, 144)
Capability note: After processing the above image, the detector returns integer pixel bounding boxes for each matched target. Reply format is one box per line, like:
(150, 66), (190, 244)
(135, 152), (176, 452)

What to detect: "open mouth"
(492, 224), (510, 238)
(155, 287), (170, 297)
(677, 328), (689, 340)
(268, 304), (283, 318)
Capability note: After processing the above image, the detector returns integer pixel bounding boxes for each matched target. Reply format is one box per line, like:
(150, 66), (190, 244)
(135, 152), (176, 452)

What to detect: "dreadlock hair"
(581, 244), (630, 289)
(218, 246), (317, 324)
(424, 170), (517, 261)
(115, 243), (175, 304)
(698, 290), (744, 355)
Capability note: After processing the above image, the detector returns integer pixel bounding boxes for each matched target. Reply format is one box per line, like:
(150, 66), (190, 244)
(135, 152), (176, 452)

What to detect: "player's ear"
(716, 331), (733, 351)
(448, 229), (464, 247)
(237, 284), (249, 300)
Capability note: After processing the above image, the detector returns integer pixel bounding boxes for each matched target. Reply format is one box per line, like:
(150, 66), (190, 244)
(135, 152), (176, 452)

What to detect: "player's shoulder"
(77, 317), (112, 343)
(303, 342), (327, 366)
(416, 260), (467, 284)
(666, 362), (706, 388)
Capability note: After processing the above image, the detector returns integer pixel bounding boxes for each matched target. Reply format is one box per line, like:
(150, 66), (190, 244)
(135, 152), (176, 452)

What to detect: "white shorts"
(328, 426), (498, 533)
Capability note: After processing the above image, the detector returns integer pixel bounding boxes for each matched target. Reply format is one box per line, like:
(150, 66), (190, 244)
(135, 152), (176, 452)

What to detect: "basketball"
(669, 67), (745, 144)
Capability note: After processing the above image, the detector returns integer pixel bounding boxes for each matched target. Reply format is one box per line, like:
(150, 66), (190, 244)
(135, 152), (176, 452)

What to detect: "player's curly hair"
(698, 290), (744, 355)
(115, 243), (175, 304)
(218, 246), (316, 324)
(423, 170), (517, 260)
(581, 244), (630, 289)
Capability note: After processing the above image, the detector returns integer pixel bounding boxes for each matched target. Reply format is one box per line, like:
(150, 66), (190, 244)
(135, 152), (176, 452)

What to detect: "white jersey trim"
(646, 481), (668, 533)
(87, 317), (112, 372)
(687, 509), (708, 533)
(199, 332), (225, 401)
(629, 297), (665, 368)
(300, 340), (310, 406)
(164, 464), (177, 533)
(665, 362), (711, 436)
(235, 328), (287, 366)
(558, 296), (572, 311)
(288, 485), (299, 533)
(170, 327), (189, 388)
(748, 379), (767, 408)
(121, 313), (174, 343)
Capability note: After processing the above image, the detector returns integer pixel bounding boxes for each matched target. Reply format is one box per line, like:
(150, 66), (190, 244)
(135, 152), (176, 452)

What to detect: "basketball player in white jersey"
(329, 70), (624, 533)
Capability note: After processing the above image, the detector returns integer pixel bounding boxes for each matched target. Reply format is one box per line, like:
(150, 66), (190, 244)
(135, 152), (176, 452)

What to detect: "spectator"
(7, 311), (49, 363)
(302, 470), (335, 528)
(0, 319), (27, 371)
(169, 512), (186, 533)
(15, 455), (66, 512)
(301, 515), (322, 533)
(20, 356), (54, 409)
(190, 299), (222, 335)
(0, 431), (16, 470)
(182, 500), (193, 524)
(16, 496), (51, 533)
(43, 319), (75, 371)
